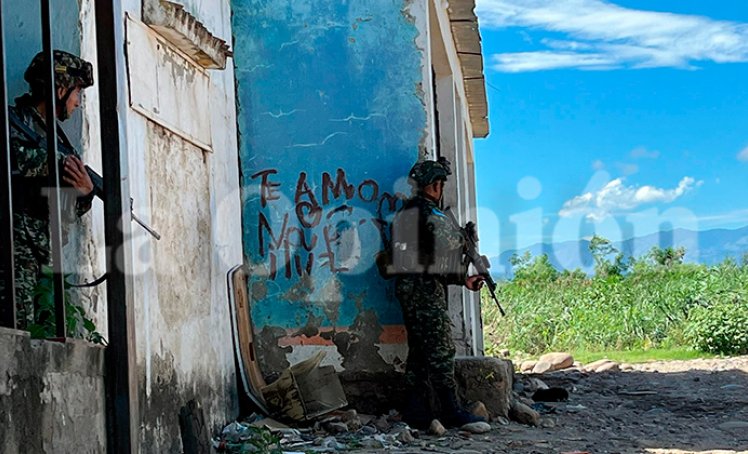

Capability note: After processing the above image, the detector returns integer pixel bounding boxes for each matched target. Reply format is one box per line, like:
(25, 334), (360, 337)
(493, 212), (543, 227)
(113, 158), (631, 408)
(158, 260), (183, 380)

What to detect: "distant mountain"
(489, 225), (748, 278)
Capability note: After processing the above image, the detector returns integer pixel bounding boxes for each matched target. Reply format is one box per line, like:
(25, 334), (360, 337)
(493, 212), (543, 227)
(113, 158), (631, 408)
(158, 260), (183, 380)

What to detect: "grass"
(570, 347), (716, 365)
(481, 247), (748, 359)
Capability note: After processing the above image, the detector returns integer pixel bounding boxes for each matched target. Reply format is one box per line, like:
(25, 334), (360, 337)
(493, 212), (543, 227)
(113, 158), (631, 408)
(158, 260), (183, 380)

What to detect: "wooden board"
(227, 265), (269, 413)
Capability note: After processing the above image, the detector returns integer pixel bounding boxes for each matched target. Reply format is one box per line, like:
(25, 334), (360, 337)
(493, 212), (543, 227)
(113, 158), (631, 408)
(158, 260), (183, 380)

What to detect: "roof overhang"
(447, 0), (489, 138)
(143, 0), (232, 70)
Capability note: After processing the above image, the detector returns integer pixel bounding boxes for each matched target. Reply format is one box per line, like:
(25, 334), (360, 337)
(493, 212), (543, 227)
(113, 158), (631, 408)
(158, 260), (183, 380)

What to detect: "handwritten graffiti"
(250, 168), (406, 280)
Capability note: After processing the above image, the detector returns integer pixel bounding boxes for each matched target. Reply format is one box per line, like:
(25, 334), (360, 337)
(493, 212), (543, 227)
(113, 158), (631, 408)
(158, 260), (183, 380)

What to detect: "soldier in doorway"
(4, 50), (95, 328)
(390, 157), (486, 429)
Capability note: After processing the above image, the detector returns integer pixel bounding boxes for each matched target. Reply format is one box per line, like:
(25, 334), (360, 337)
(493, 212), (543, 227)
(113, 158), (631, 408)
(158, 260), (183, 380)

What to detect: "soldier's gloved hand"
(465, 275), (485, 292)
(63, 155), (94, 196)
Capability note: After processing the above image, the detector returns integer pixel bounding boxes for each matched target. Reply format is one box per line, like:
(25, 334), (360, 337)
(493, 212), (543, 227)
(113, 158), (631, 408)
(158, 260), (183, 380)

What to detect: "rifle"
(82, 167), (161, 240)
(446, 208), (506, 317)
(8, 109), (161, 240)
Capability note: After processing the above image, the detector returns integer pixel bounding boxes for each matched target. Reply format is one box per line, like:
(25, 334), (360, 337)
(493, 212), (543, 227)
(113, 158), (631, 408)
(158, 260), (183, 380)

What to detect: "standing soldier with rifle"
(389, 157), (487, 429)
(5, 50), (95, 329)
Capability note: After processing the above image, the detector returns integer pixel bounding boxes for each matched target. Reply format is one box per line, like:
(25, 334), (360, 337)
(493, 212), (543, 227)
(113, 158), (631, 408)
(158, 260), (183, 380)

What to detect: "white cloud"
(592, 159), (605, 170)
(737, 145), (748, 162)
(476, 0), (748, 72)
(559, 176), (702, 220)
(630, 147), (660, 159)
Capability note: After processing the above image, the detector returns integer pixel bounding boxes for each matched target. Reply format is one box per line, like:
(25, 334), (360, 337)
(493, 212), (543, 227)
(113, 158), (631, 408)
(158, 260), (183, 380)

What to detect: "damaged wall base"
(335, 357), (514, 419)
(0, 328), (106, 453)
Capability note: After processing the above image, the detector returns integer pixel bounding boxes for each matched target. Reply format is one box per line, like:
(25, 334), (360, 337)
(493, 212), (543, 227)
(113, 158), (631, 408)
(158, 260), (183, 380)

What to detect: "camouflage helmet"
(24, 50), (94, 92)
(408, 157), (452, 188)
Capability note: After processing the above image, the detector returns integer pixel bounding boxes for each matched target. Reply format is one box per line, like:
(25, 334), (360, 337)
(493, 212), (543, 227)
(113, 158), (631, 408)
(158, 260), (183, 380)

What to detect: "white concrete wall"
(427, 0), (484, 356)
(120, 2), (243, 450)
(75, 0), (243, 450)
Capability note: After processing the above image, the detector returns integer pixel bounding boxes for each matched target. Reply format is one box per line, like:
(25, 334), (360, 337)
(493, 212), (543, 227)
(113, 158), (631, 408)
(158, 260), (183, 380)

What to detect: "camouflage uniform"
(393, 195), (466, 392)
(391, 158), (478, 427)
(1, 51), (94, 328)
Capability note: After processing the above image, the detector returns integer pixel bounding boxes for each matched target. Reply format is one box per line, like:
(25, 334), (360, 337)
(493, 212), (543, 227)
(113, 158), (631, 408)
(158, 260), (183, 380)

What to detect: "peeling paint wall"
(232, 0), (432, 376)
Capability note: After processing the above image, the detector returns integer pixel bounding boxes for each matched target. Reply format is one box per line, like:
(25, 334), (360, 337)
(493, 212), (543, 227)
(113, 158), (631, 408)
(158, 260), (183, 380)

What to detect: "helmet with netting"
(408, 157), (452, 188)
(24, 50), (94, 93)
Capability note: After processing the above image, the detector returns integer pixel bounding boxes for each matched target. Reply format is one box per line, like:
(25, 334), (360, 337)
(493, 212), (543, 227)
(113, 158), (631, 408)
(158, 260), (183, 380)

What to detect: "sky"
(472, 0), (748, 257)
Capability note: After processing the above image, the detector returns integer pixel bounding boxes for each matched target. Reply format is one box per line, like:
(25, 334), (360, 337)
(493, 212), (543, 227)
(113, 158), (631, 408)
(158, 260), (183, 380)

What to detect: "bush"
(685, 298), (748, 355)
(27, 266), (105, 344)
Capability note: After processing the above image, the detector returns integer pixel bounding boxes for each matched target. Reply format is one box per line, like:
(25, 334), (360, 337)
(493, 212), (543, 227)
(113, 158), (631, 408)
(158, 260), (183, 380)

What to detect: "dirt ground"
(365, 356), (748, 454)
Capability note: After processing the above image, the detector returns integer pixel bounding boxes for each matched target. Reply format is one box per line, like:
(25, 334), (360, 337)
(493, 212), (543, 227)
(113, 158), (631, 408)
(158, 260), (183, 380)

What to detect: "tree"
(648, 246), (686, 267)
(589, 235), (628, 278)
(511, 252), (558, 282)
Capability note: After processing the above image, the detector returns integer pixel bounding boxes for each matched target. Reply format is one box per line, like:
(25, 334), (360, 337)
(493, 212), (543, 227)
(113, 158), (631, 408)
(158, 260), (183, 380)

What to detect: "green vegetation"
(27, 266), (106, 344)
(482, 236), (748, 359)
(571, 348), (714, 365)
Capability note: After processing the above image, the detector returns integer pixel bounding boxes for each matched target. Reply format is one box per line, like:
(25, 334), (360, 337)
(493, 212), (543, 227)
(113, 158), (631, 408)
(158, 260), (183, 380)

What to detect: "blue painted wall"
(232, 0), (427, 371)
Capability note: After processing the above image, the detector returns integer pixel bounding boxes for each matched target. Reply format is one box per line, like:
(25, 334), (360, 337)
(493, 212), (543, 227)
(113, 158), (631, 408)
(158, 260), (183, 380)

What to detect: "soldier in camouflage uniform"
(391, 157), (485, 429)
(3, 50), (95, 328)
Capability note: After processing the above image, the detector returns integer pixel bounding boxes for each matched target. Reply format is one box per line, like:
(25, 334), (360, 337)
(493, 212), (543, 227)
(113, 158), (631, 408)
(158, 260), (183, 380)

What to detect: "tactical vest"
(389, 196), (467, 282)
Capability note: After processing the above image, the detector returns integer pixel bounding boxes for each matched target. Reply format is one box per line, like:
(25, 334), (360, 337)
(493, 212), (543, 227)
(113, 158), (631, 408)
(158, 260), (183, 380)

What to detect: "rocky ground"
(217, 356), (748, 454)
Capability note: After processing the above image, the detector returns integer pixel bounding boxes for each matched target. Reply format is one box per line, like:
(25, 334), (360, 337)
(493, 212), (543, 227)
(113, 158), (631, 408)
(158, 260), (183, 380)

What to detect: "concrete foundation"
(455, 356), (513, 420)
(0, 328), (106, 454)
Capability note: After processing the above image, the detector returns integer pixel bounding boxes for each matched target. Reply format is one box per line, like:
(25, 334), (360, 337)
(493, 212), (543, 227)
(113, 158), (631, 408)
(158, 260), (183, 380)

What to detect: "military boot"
(436, 386), (486, 428)
(401, 389), (434, 430)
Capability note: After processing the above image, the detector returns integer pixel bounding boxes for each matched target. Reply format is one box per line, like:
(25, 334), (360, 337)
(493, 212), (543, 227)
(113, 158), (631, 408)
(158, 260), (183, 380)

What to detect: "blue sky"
(472, 0), (748, 257)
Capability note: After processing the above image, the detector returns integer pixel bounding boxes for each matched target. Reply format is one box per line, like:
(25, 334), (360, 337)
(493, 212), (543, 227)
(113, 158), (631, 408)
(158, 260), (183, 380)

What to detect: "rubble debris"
(461, 421), (492, 434)
(509, 398), (540, 426)
(261, 351), (348, 421)
(466, 401), (490, 421)
(429, 419), (447, 436)
(390, 424), (416, 443)
(215, 408), (420, 452)
(520, 360), (537, 372)
(249, 416), (290, 431)
(539, 417), (556, 428)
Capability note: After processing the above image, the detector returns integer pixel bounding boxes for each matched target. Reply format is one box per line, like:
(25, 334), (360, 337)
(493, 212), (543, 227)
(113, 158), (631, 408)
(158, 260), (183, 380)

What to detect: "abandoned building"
(0, 0), (490, 452)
